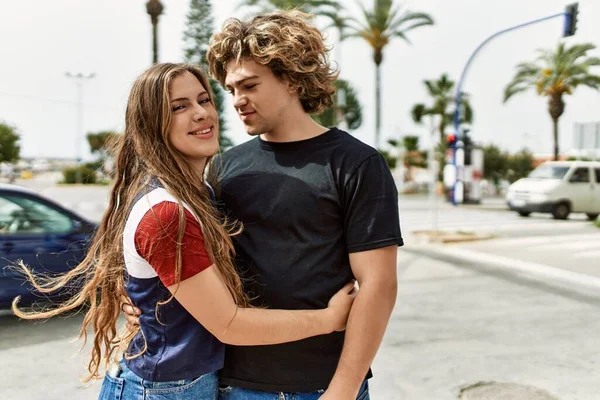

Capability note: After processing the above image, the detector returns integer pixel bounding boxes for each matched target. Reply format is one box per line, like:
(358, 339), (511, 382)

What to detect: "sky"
(1, 0), (599, 160)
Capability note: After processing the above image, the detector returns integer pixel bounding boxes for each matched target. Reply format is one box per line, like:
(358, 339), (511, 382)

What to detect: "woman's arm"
(168, 267), (356, 346)
(128, 200), (355, 346)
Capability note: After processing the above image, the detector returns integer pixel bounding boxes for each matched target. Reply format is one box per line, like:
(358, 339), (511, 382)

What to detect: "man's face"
(224, 59), (297, 136)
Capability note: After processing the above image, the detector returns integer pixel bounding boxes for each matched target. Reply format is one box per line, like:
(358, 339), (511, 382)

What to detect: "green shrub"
(62, 166), (97, 184)
(378, 149), (397, 170)
(84, 160), (103, 171)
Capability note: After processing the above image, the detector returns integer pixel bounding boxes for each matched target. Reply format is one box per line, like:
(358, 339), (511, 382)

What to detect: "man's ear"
(284, 78), (298, 95)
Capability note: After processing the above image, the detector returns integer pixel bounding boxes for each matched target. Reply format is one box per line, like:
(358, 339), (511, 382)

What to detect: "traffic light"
(564, 2), (579, 37)
(446, 133), (457, 148)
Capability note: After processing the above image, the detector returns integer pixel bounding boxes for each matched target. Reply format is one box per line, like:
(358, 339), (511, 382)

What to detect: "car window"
(0, 193), (72, 234)
(528, 165), (570, 179)
(596, 168), (600, 184)
(569, 167), (590, 183)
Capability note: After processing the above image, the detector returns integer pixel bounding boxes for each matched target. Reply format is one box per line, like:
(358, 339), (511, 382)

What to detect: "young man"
(207, 10), (403, 400)
(125, 10), (402, 400)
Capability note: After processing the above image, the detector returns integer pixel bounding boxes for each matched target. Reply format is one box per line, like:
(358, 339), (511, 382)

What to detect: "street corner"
(409, 229), (496, 244)
(458, 381), (560, 400)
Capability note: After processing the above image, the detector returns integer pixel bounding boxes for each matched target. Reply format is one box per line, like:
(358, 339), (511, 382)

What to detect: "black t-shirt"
(214, 128), (403, 392)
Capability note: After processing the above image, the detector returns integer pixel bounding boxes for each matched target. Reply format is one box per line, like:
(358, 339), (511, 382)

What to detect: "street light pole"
(450, 10), (569, 205)
(146, 0), (164, 64)
(65, 72), (95, 184)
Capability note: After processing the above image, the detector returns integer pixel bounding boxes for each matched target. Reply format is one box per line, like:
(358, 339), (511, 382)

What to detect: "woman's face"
(167, 71), (220, 172)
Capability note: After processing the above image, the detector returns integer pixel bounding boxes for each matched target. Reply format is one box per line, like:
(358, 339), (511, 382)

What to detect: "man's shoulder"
(328, 128), (382, 169)
(221, 138), (260, 160)
(331, 128), (377, 153)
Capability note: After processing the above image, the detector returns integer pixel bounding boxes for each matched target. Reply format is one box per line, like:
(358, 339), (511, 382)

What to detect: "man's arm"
(322, 245), (398, 399)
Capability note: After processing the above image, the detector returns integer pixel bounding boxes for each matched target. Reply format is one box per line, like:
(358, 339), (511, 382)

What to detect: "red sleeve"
(134, 201), (213, 287)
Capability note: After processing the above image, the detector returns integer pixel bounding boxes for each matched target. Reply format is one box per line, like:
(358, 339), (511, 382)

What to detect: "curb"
(406, 244), (600, 292)
(411, 230), (496, 244)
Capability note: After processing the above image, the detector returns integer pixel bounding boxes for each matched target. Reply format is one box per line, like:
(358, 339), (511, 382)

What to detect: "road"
(3, 248), (600, 399)
(1, 183), (599, 399)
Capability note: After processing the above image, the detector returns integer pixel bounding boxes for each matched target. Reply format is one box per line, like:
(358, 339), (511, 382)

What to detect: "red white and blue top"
(122, 182), (223, 382)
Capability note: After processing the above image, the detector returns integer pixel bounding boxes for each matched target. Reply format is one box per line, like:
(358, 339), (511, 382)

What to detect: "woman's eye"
(245, 84), (256, 90)
(199, 98), (211, 104)
(172, 105), (185, 111)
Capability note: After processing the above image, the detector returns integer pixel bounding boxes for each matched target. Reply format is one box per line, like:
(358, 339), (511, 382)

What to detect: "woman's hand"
(326, 281), (358, 332)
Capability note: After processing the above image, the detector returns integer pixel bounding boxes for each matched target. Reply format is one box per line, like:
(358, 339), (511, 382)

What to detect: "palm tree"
(146, 0), (164, 64)
(239, 0), (339, 15)
(345, 0), (433, 147)
(504, 42), (600, 160)
(411, 73), (473, 144)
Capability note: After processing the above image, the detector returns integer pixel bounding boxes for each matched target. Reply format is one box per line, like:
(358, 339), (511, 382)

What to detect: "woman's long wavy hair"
(11, 63), (248, 382)
(207, 9), (338, 114)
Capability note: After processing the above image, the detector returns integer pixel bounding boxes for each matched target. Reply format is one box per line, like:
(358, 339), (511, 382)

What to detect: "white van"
(506, 161), (600, 220)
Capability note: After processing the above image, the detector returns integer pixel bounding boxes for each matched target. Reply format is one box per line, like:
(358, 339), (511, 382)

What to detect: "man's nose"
(233, 92), (248, 109)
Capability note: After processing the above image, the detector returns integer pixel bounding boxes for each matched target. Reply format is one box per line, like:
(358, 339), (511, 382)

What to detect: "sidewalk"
(399, 193), (509, 212)
(369, 250), (600, 400)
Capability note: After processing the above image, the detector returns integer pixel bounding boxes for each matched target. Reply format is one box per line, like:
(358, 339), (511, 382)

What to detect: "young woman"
(12, 63), (356, 400)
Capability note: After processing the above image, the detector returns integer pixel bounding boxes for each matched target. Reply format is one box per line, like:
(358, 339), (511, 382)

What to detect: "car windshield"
(527, 165), (570, 179)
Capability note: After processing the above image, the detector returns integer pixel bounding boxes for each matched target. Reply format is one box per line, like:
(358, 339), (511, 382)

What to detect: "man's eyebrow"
(225, 75), (260, 88)
(170, 90), (208, 102)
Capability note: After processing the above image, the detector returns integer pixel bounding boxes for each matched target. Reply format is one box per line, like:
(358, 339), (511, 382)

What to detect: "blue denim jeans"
(98, 360), (219, 400)
(217, 380), (369, 400)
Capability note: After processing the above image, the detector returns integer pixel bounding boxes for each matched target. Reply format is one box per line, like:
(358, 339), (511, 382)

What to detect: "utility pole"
(450, 4), (578, 205)
(65, 72), (95, 184)
(336, 86), (347, 130)
(428, 116), (438, 232)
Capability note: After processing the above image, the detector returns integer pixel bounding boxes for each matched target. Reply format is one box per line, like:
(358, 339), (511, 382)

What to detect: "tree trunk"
(374, 48), (383, 148)
(548, 95), (565, 161)
(439, 118), (445, 145)
(152, 20), (158, 64)
(375, 61), (381, 148)
(552, 117), (559, 161)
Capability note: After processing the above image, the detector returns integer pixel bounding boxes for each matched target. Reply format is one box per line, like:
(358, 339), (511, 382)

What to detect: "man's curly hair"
(207, 10), (337, 114)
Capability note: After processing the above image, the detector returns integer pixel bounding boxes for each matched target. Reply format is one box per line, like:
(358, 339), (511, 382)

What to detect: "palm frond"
(565, 43), (596, 60)
(424, 80), (438, 96)
(570, 75), (600, 90)
(393, 30), (411, 44)
(411, 103), (430, 123)
(460, 98), (474, 123)
(503, 84), (530, 103)
(582, 57), (600, 66)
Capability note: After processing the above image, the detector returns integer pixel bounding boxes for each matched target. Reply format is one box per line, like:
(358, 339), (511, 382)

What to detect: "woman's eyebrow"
(170, 90), (208, 102)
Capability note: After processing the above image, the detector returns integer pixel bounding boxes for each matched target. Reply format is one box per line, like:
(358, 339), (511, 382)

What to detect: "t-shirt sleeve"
(134, 201), (213, 287)
(342, 153), (404, 253)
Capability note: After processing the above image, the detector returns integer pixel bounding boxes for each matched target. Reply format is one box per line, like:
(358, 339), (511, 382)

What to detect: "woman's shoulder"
(127, 185), (181, 230)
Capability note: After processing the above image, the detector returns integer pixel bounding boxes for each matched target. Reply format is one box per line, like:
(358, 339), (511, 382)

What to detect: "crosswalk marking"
(478, 233), (598, 248)
(575, 249), (600, 258)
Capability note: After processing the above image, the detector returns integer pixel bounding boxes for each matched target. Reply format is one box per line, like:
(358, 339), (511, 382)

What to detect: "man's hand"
(120, 294), (141, 332)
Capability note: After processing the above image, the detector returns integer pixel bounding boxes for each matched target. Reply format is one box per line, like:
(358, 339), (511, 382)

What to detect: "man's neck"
(261, 112), (329, 143)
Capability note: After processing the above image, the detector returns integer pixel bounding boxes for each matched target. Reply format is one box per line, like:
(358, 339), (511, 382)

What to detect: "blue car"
(0, 184), (97, 308)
